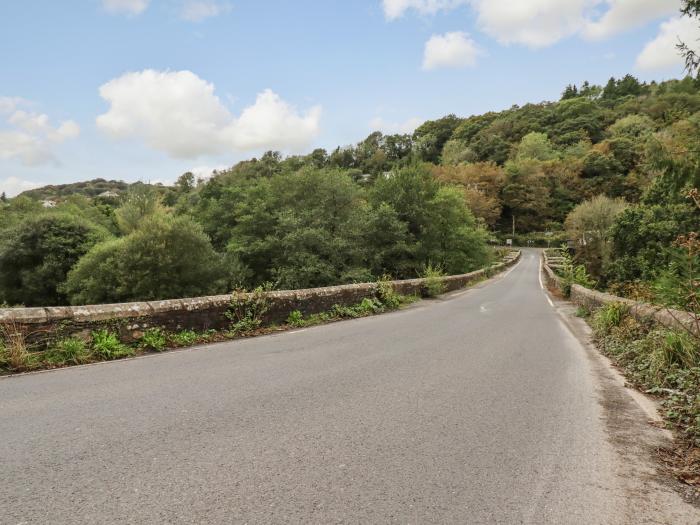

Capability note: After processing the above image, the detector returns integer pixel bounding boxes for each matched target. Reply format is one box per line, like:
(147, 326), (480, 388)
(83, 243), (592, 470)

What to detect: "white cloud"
(0, 176), (41, 197)
(423, 31), (481, 69)
(471, 0), (596, 48)
(636, 16), (700, 70)
(0, 99), (80, 166)
(382, 0), (469, 19)
(370, 116), (423, 134)
(384, 0), (682, 50)
(103, 0), (150, 15)
(96, 69), (322, 158)
(583, 0), (680, 40)
(180, 1), (231, 22)
(189, 165), (229, 180)
(0, 97), (28, 115)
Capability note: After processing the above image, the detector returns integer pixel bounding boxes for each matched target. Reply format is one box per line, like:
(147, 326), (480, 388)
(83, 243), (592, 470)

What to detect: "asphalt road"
(1, 250), (698, 524)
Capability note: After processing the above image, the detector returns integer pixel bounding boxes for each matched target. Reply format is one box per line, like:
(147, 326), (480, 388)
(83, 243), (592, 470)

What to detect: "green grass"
(591, 302), (627, 335)
(43, 338), (92, 366)
(589, 304), (700, 446)
(169, 330), (200, 347)
(140, 328), (167, 352)
(91, 330), (134, 360)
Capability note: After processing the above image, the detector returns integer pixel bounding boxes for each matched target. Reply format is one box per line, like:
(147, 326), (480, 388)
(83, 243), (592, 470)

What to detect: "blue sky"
(1, 0), (697, 195)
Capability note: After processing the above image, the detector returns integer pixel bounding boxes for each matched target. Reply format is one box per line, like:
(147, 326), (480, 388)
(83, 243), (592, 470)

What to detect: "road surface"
(1, 250), (698, 524)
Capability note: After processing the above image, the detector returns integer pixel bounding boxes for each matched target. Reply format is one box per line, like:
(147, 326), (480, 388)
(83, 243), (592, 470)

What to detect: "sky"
(1, 0), (699, 196)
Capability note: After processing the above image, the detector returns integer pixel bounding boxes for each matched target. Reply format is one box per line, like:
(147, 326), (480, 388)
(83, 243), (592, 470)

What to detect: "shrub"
(45, 338), (92, 366)
(422, 263), (446, 297)
(140, 328), (167, 352)
(287, 310), (305, 327)
(226, 284), (272, 335)
(557, 247), (596, 297)
(64, 214), (226, 305)
(331, 298), (383, 319)
(591, 302), (628, 336)
(169, 330), (199, 347)
(0, 214), (108, 306)
(376, 276), (402, 309)
(91, 330), (134, 360)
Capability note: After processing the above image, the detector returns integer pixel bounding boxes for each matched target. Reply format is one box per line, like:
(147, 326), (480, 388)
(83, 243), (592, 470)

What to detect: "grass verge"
(585, 302), (700, 485)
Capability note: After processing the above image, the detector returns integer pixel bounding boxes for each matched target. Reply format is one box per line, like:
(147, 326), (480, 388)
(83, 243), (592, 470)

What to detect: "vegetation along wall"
(0, 252), (520, 346)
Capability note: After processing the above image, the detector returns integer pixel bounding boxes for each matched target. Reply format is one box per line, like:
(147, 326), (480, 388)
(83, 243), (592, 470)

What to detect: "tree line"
(2, 74), (700, 306)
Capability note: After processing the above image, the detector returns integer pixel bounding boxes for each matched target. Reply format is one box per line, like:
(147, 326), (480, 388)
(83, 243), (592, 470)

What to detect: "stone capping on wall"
(0, 251), (521, 331)
(541, 251), (699, 337)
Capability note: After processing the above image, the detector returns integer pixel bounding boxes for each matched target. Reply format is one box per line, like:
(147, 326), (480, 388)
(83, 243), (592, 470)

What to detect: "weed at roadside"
(422, 264), (446, 297)
(140, 328), (167, 352)
(91, 330), (134, 360)
(0, 320), (31, 371)
(44, 338), (92, 366)
(169, 330), (199, 347)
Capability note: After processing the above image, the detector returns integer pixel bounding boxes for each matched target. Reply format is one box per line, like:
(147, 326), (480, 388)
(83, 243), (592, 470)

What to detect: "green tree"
(565, 195), (628, 281)
(413, 114), (462, 163)
(0, 214), (108, 306)
(516, 132), (558, 161)
(115, 184), (164, 234)
(422, 186), (490, 274)
(64, 214), (226, 304)
(679, 1), (700, 74)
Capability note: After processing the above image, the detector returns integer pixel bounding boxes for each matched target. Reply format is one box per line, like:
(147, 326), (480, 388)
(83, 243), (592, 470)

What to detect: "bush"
(0, 214), (107, 306)
(140, 328), (167, 352)
(64, 214), (226, 304)
(376, 276), (402, 309)
(226, 285), (272, 335)
(591, 302), (628, 336)
(287, 310), (305, 327)
(422, 264), (446, 297)
(91, 330), (134, 360)
(557, 247), (596, 296)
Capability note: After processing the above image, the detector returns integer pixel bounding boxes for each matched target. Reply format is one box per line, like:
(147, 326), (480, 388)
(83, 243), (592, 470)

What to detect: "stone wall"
(0, 251), (520, 345)
(540, 252), (699, 336)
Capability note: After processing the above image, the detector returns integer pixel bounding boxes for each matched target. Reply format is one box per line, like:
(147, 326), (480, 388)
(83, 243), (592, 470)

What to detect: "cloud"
(0, 99), (80, 166)
(180, 1), (231, 21)
(423, 31), (481, 69)
(369, 116), (423, 134)
(0, 97), (28, 114)
(0, 176), (41, 198)
(470, 0), (596, 48)
(382, 0), (469, 19)
(188, 165), (229, 180)
(96, 69), (321, 158)
(583, 0), (680, 40)
(103, 0), (150, 15)
(384, 0), (682, 50)
(636, 16), (700, 71)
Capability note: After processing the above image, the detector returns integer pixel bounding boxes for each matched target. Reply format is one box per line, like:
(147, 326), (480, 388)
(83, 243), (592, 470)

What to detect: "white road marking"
(539, 254), (554, 307)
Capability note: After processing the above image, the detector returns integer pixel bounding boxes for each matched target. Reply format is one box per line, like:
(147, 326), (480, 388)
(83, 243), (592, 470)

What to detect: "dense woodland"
(2, 74), (700, 307)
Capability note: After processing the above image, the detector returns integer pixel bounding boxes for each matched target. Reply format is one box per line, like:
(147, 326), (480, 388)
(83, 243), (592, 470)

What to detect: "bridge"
(1, 250), (697, 523)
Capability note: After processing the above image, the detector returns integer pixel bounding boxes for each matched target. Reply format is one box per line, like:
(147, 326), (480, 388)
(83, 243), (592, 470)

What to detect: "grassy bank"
(583, 302), (700, 483)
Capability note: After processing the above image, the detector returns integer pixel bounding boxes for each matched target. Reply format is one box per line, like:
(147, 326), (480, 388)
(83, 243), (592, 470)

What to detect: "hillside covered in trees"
(1, 74), (699, 307)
